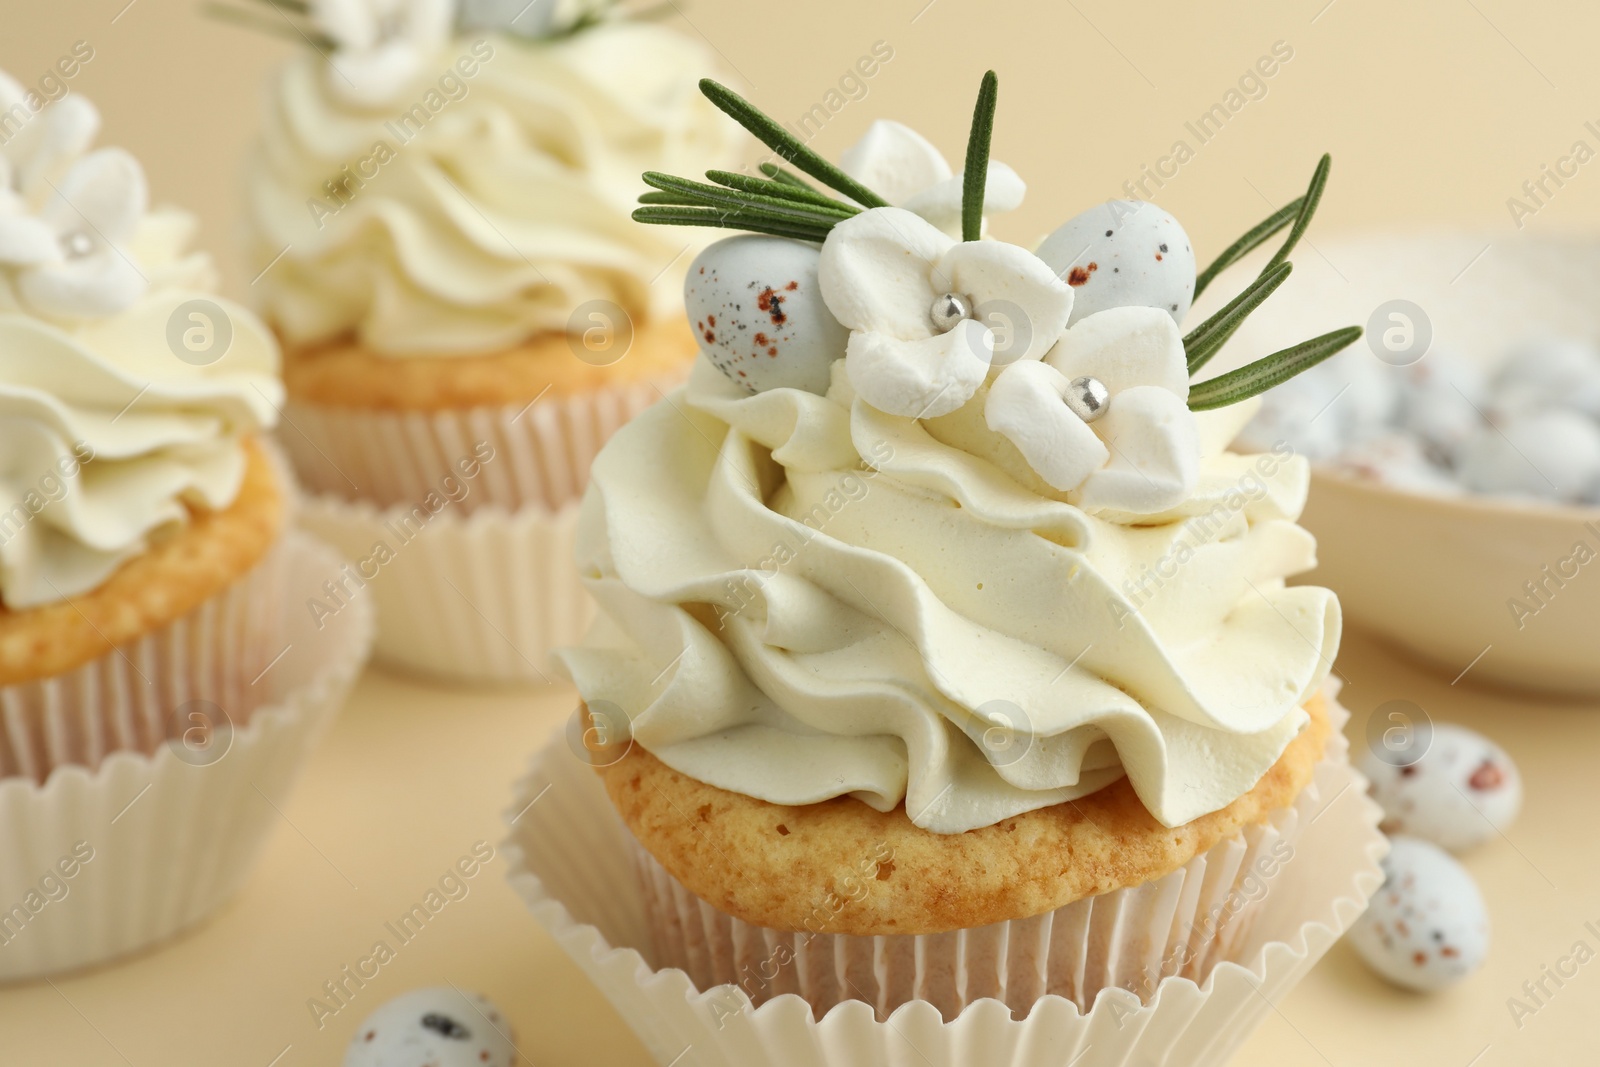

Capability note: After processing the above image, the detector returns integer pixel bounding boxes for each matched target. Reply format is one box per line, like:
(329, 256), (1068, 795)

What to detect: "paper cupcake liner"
(503, 690), (1385, 1067)
(277, 374), (678, 514)
(295, 493), (588, 685)
(0, 532), (373, 981)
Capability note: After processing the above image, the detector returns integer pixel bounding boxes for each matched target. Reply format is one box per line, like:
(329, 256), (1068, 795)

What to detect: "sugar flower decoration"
(818, 206), (1072, 419)
(0, 75), (148, 319)
(310, 0), (452, 107)
(986, 307), (1202, 514)
(840, 120), (1024, 237)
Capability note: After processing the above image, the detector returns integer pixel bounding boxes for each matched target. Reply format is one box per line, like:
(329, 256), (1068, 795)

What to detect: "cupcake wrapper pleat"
(503, 686), (1387, 1067)
(277, 375), (678, 514)
(294, 494), (589, 684)
(0, 532), (372, 981)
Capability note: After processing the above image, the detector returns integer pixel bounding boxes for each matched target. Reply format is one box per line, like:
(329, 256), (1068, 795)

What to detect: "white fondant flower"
(311, 0), (452, 107)
(819, 206), (1073, 419)
(457, 0), (609, 37)
(840, 120), (1025, 236)
(0, 75), (149, 319)
(986, 306), (1201, 515)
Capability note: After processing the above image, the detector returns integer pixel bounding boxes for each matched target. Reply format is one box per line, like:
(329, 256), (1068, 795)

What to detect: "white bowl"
(1213, 231), (1600, 695)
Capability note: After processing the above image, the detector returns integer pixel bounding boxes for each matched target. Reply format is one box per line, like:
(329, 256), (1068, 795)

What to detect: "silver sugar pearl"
(60, 231), (94, 259)
(929, 292), (972, 333)
(1064, 375), (1110, 423)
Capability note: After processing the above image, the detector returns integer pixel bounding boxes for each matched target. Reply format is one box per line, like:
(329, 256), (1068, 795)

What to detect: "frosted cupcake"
(0, 73), (371, 979)
(239, 0), (739, 683)
(507, 73), (1385, 1064)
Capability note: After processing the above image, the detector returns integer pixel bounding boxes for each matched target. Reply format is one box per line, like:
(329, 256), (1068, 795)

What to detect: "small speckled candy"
(1458, 409), (1600, 502)
(1359, 723), (1521, 851)
(1492, 338), (1600, 420)
(684, 235), (848, 395)
(344, 988), (516, 1067)
(1033, 200), (1196, 327)
(1335, 432), (1460, 496)
(1348, 836), (1489, 992)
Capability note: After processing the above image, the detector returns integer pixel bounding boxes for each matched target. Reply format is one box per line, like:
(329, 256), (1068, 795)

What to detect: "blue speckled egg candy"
(1348, 836), (1490, 993)
(344, 987), (516, 1067)
(1034, 200), (1196, 327)
(684, 235), (848, 395)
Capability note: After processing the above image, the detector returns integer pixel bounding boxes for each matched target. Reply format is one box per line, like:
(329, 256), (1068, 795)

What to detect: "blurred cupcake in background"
(0, 71), (371, 979)
(238, 0), (741, 683)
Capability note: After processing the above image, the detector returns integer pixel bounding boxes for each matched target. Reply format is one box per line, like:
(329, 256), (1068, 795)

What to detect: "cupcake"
(0, 72), (371, 979)
(506, 73), (1386, 1064)
(238, 0), (740, 683)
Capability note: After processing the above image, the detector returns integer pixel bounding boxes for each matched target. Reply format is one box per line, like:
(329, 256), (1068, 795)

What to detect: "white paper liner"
(295, 493), (586, 685)
(0, 532), (373, 981)
(503, 691), (1385, 1067)
(277, 373), (679, 514)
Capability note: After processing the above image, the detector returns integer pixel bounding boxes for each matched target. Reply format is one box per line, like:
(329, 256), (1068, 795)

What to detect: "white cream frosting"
(246, 20), (740, 355)
(557, 357), (1341, 834)
(0, 79), (281, 610)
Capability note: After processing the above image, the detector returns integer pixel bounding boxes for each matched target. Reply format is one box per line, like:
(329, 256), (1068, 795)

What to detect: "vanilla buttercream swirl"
(557, 358), (1341, 834)
(0, 208), (282, 609)
(246, 21), (740, 355)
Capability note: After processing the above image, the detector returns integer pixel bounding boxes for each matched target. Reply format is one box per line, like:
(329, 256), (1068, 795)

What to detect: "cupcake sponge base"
(595, 692), (1333, 936)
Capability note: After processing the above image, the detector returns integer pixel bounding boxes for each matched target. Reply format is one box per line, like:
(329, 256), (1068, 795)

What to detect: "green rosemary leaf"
(759, 163), (816, 190)
(1192, 199), (1300, 301)
(699, 80), (888, 208)
(642, 172), (856, 224)
(1187, 326), (1362, 411)
(1261, 153), (1330, 276)
(631, 206), (831, 244)
(637, 190), (703, 207)
(201, 2), (335, 47)
(962, 70), (999, 243)
(704, 170), (861, 214)
(1184, 262), (1293, 375)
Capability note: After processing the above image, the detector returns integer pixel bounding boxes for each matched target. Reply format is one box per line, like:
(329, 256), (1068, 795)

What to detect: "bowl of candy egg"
(1206, 231), (1600, 695)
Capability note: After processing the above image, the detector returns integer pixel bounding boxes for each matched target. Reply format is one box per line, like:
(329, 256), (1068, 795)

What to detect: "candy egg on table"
(1396, 350), (1487, 461)
(1458, 408), (1600, 502)
(1348, 836), (1490, 993)
(1492, 337), (1600, 420)
(684, 235), (848, 395)
(344, 987), (516, 1067)
(1034, 200), (1196, 327)
(1358, 723), (1521, 851)
(1335, 432), (1460, 496)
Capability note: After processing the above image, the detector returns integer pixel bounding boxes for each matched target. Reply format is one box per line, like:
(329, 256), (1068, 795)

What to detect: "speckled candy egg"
(1336, 432), (1460, 496)
(344, 988), (515, 1067)
(1348, 836), (1490, 993)
(1034, 200), (1196, 327)
(1458, 409), (1600, 502)
(1397, 350), (1487, 463)
(1491, 337), (1600, 421)
(684, 235), (848, 395)
(1359, 723), (1521, 851)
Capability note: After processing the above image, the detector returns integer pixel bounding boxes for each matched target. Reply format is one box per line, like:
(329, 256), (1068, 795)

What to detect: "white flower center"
(1065, 375), (1110, 423)
(928, 291), (972, 334)
(60, 231), (95, 259)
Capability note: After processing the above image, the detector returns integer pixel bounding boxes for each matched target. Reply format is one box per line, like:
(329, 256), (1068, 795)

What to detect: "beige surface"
(3, 0), (1600, 1063)
(0, 629), (1590, 1065)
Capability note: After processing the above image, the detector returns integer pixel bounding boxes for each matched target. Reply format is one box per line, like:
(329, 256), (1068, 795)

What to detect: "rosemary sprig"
(962, 71), (999, 243)
(641, 172), (857, 225)
(698, 80), (888, 208)
(631, 205), (834, 243)
(1191, 155), (1328, 302)
(704, 170), (861, 213)
(201, 0), (334, 48)
(1187, 326), (1362, 411)
(1261, 153), (1330, 276)
(759, 163), (816, 190)
(1191, 200), (1299, 301)
(1184, 261), (1293, 375)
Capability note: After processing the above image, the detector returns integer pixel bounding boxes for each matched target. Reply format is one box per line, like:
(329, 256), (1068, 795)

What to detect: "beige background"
(3, 0), (1600, 1064)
